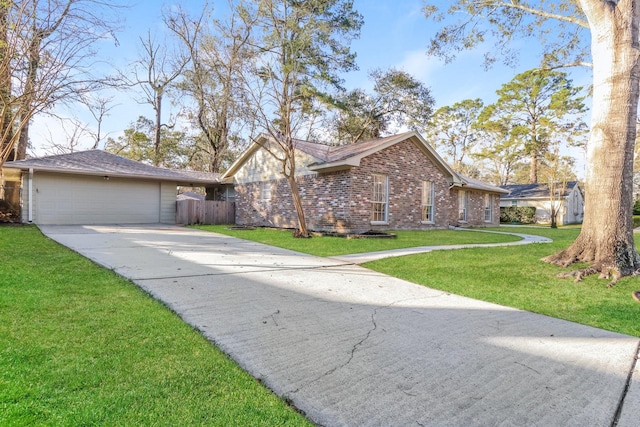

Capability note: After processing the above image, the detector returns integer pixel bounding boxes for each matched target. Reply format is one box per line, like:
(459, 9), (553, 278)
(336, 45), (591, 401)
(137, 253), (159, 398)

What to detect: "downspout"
(28, 168), (33, 222)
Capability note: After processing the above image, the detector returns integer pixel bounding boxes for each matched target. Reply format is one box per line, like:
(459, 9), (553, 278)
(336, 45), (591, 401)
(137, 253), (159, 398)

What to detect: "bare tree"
(166, 2), (254, 173)
(41, 117), (89, 155)
(125, 24), (195, 166)
(0, 0), (122, 168)
(80, 94), (117, 149)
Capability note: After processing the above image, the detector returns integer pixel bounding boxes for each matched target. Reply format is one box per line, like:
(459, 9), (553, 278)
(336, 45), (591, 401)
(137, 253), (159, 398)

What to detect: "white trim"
(28, 168), (33, 223)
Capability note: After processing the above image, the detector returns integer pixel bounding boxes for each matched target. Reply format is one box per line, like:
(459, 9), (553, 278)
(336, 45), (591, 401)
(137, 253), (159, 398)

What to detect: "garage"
(1, 150), (223, 225)
(34, 173), (164, 225)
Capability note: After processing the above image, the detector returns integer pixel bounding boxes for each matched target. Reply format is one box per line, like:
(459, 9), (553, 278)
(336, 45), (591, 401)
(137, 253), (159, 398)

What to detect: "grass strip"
(0, 226), (311, 426)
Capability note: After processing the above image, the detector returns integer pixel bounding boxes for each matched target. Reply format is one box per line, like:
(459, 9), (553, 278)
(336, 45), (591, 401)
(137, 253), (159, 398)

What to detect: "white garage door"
(34, 173), (162, 225)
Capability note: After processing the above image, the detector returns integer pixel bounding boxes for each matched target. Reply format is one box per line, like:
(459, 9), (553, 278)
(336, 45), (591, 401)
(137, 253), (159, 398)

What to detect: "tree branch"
(500, 1), (589, 28)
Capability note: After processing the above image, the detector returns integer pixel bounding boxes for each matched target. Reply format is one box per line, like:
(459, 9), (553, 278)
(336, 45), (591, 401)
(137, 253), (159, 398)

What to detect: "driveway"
(40, 224), (640, 427)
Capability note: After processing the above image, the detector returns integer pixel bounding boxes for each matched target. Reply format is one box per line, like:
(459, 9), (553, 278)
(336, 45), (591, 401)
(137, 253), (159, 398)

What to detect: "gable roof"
(223, 131), (508, 194)
(500, 181), (580, 199)
(2, 150), (224, 186)
(223, 131), (463, 185)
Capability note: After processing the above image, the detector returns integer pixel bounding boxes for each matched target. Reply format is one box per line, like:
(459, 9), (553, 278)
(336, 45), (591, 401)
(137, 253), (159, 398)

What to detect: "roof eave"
(308, 158), (359, 172)
(2, 164), (220, 186)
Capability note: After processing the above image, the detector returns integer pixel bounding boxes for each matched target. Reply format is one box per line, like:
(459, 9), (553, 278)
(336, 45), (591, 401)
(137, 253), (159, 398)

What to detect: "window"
(511, 200), (518, 207)
(421, 181), (435, 223)
(371, 174), (388, 223)
(260, 182), (271, 201)
(484, 194), (494, 222)
(458, 190), (468, 221)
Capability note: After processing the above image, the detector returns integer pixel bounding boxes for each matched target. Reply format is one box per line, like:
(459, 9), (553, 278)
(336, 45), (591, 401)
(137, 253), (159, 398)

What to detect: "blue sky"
(31, 0), (592, 175)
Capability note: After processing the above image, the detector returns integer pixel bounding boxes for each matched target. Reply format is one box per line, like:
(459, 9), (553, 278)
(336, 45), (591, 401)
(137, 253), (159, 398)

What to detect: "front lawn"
(0, 226), (311, 426)
(193, 225), (521, 257)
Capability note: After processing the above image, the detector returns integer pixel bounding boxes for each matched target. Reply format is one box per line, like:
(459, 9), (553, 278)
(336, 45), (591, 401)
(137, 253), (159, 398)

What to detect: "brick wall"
(235, 139), (501, 232)
(449, 188), (501, 227)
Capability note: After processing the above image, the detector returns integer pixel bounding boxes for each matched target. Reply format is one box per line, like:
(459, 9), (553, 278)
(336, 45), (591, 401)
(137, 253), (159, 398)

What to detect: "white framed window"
(260, 182), (271, 201)
(458, 190), (468, 222)
(371, 174), (388, 223)
(484, 194), (494, 222)
(511, 200), (517, 207)
(421, 180), (435, 223)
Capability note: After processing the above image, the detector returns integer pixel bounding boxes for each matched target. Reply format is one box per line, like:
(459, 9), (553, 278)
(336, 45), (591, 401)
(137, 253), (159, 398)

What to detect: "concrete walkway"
(40, 225), (640, 427)
(331, 228), (552, 264)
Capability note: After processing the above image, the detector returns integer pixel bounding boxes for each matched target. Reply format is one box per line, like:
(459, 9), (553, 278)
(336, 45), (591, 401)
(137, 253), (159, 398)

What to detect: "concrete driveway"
(40, 224), (640, 427)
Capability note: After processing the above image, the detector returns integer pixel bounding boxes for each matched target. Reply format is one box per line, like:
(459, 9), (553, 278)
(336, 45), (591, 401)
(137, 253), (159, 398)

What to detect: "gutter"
(28, 168), (33, 223)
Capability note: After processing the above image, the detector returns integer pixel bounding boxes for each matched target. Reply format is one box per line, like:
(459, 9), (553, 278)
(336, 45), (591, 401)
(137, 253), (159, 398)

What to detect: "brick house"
(223, 131), (508, 233)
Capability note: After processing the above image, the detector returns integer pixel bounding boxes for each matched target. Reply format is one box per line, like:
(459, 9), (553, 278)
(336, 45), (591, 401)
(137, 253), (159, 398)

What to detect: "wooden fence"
(176, 200), (235, 225)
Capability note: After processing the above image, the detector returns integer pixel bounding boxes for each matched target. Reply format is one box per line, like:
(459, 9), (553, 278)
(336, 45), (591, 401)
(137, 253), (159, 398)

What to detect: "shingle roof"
(2, 150), (223, 185)
(500, 181), (579, 199)
(297, 133), (414, 163)
(459, 174), (510, 194)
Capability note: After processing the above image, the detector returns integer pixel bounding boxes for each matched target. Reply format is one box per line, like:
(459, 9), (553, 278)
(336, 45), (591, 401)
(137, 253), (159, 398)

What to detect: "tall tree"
(425, 98), (483, 172)
(104, 116), (192, 169)
(167, 2), (254, 173)
(242, 0), (363, 237)
(0, 0), (121, 168)
(125, 22), (196, 166)
(425, 1), (640, 284)
(472, 118), (526, 185)
(333, 68), (434, 144)
(480, 69), (585, 184)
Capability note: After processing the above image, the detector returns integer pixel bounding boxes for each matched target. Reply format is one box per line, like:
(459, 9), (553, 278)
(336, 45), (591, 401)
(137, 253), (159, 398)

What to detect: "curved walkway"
(331, 228), (552, 264)
(40, 225), (639, 427)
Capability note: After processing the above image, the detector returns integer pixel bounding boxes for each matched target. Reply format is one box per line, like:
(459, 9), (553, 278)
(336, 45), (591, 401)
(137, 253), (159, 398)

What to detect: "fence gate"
(176, 200), (235, 225)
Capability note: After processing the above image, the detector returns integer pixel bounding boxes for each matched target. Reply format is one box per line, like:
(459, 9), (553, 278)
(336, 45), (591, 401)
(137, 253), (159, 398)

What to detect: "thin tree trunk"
(543, 1), (640, 284)
(153, 91), (162, 166)
(529, 152), (538, 184)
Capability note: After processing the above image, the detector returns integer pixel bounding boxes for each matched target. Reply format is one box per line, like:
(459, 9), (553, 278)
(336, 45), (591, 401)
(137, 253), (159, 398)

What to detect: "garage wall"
(160, 181), (177, 224)
(27, 172), (177, 225)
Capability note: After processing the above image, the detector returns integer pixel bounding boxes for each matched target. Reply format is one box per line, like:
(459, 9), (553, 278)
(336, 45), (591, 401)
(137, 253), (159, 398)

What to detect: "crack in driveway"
(286, 298), (422, 398)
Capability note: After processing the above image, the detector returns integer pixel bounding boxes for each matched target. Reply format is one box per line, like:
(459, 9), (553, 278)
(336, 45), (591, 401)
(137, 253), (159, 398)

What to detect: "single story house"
(223, 131), (508, 234)
(1, 150), (228, 225)
(499, 181), (584, 225)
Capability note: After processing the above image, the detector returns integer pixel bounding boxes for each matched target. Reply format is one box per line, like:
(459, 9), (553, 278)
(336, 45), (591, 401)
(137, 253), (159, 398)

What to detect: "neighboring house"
(499, 181), (584, 225)
(223, 131), (508, 234)
(1, 150), (226, 225)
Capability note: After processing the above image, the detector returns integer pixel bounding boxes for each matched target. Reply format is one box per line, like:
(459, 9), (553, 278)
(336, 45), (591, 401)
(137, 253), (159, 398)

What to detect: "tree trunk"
(543, 1), (640, 283)
(0, 1), (13, 164)
(16, 119), (29, 160)
(287, 174), (309, 237)
(153, 91), (162, 166)
(529, 152), (538, 184)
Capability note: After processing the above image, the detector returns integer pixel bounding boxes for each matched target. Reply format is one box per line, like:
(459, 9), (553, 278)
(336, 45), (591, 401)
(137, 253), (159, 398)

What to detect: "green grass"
(364, 227), (640, 338)
(0, 226), (311, 426)
(192, 225), (521, 257)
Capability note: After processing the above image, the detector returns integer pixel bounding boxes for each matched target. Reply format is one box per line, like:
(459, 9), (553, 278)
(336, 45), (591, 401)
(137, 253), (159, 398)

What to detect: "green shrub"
(634, 200), (640, 215)
(500, 206), (536, 224)
(634, 216), (640, 228)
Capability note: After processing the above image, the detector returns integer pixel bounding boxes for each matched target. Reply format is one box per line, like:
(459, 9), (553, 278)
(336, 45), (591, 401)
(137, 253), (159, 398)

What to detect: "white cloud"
(395, 49), (442, 83)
